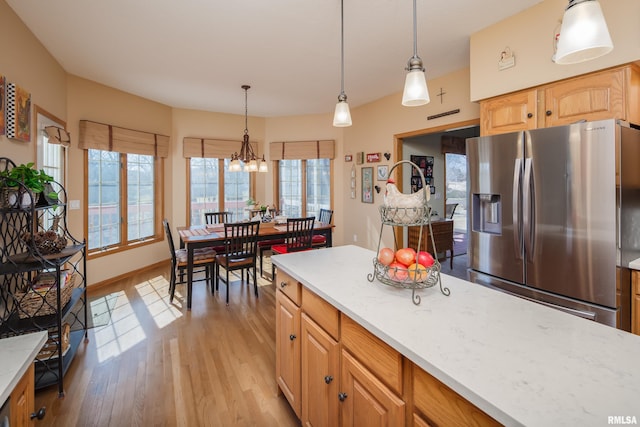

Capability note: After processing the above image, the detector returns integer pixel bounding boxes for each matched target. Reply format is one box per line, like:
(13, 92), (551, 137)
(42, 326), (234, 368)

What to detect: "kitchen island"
(272, 245), (640, 426)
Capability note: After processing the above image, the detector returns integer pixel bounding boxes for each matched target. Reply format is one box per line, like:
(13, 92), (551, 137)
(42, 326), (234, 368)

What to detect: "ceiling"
(7, 0), (542, 118)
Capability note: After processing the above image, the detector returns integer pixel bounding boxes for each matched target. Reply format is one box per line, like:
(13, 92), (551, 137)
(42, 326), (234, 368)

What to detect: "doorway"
(445, 152), (467, 255)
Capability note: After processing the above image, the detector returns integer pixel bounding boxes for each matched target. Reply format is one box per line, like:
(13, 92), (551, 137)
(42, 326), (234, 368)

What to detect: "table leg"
(187, 244), (194, 310)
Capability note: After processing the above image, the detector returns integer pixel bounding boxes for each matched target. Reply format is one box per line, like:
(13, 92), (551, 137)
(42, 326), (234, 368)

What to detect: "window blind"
(269, 140), (335, 160)
(182, 137), (257, 159)
(78, 120), (169, 157)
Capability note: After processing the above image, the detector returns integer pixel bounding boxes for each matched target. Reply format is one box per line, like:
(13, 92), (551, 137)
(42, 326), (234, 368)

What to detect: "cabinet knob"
(527, 113), (533, 118)
(324, 375), (333, 384)
(338, 392), (348, 402)
(289, 334), (296, 341)
(31, 407), (47, 420)
(280, 281), (288, 288)
(546, 110), (552, 116)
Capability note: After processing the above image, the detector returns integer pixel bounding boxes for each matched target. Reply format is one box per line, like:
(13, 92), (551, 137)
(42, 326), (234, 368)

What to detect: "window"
(278, 159), (331, 218)
(87, 150), (163, 255)
(188, 158), (250, 225)
(79, 120), (168, 257)
(270, 140), (335, 218)
(35, 107), (66, 187)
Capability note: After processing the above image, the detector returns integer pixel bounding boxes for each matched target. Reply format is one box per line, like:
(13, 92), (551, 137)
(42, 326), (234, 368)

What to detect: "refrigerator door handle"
(523, 158), (534, 261)
(513, 158), (523, 259)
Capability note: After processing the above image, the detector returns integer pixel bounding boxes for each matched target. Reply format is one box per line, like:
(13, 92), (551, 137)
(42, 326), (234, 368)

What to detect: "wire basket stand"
(367, 160), (450, 304)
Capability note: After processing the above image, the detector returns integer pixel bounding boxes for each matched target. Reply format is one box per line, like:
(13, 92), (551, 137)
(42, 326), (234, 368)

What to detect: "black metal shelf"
(1, 161), (87, 397)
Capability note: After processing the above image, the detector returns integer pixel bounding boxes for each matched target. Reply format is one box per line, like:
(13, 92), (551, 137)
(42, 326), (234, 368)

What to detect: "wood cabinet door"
(276, 290), (302, 417)
(543, 68), (625, 127)
(10, 364), (35, 427)
(301, 313), (339, 427)
(480, 89), (537, 136)
(340, 349), (405, 427)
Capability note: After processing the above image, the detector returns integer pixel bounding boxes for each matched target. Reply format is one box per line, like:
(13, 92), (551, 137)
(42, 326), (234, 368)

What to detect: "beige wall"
(470, 0), (640, 101)
(0, 0), (66, 165)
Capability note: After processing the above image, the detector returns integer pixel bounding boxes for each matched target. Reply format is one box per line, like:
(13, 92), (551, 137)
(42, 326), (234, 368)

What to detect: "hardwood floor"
(34, 262), (299, 426)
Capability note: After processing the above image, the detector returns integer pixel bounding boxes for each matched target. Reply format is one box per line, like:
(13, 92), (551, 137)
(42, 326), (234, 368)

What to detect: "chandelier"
(229, 85), (267, 172)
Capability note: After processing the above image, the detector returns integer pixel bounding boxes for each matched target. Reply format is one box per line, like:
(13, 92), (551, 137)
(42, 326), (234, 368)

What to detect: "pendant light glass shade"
(555, 0), (613, 65)
(402, 64), (430, 106)
(333, 93), (352, 127)
(402, 0), (430, 107)
(333, 0), (352, 127)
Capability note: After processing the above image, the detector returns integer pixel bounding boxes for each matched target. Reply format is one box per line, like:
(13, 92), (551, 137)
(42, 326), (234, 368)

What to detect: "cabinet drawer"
(413, 364), (500, 427)
(302, 287), (339, 340)
(340, 314), (403, 395)
(276, 269), (301, 306)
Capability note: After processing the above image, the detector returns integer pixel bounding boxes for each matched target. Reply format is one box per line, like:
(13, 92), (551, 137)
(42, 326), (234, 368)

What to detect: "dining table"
(177, 220), (334, 310)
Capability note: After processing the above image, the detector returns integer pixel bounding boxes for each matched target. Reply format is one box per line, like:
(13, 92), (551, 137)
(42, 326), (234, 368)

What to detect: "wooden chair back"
(205, 211), (232, 224)
(318, 208), (333, 224)
(222, 221), (260, 263)
(285, 217), (315, 253)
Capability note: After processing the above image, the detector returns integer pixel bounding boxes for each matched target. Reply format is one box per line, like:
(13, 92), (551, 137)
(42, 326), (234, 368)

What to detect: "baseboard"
(87, 260), (170, 296)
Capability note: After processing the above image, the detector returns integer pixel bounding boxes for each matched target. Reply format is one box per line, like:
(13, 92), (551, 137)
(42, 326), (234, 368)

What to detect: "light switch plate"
(69, 200), (80, 210)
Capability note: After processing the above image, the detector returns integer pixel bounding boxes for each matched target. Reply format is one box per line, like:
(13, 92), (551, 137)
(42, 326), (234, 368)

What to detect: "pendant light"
(402, 0), (430, 106)
(333, 0), (352, 127)
(554, 0), (613, 65)
(229, 85), (267, 172)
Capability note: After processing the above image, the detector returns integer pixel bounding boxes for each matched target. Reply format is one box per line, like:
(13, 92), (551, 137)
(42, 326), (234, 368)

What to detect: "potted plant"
(0, 162), (58, 208)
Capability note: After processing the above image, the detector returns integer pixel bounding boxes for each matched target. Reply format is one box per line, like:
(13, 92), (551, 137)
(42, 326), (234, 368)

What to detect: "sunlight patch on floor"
(134, 275), (183, 329)
(94, 292), (146, 363)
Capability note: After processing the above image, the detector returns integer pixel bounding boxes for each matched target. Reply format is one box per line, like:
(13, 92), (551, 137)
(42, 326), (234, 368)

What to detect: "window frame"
(274, 158), (333, 218)
(85, 151), (164, 259)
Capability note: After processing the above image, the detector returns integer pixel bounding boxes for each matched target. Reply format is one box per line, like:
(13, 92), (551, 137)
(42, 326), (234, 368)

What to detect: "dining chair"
(271, 217), (315, 279)
(215, 221), (261, 305)
(445, 203), (459, 219)
(163, 219), (216, 303)
(311, 208), (333, 248)
(204, 211), (232, 224)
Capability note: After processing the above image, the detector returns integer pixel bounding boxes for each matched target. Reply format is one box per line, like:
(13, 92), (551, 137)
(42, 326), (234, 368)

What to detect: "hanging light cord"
(244, 86), (249, 137)
(406, 0), (424, 71)
(340, 0), (345, 97)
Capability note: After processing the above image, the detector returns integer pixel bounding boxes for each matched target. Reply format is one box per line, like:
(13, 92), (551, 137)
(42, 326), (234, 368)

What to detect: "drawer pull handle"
(338, 392), (348, 402)
(546, 110), (552, 116)
(289, 334), (296, 341)
(280, 281), (288, 288)
(31, 407), (47, 420)
(527, 112), (533, 118)
(324, 375), (333, 384)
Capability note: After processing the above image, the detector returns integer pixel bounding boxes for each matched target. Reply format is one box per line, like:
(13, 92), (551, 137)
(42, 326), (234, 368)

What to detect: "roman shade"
(78, 120), (170, 157)
(269, 140), (335, 160)
(182, 137), (258, 159)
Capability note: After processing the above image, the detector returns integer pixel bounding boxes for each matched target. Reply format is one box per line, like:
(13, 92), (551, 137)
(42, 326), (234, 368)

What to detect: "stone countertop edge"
(272, 245), (640, 427)
(0, 331), (47, 405)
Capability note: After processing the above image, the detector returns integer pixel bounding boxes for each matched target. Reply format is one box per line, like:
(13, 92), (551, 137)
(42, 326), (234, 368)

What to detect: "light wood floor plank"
(34, 263), (299, 426)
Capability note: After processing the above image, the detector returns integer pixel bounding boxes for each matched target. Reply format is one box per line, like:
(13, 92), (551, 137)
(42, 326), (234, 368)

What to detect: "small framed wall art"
(377, 165), (388, 181)
(361, 167), (373, 204)
(345, 154), (353, 162)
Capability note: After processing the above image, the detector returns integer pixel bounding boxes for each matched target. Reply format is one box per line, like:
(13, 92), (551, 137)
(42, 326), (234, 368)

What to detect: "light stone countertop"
(272, 245), (640, 427)
(0, 331), (47, 405)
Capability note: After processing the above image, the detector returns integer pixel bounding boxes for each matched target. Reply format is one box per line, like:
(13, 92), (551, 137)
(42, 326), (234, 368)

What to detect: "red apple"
(387, 262), (409, 281)
(417, 251), (435, 268)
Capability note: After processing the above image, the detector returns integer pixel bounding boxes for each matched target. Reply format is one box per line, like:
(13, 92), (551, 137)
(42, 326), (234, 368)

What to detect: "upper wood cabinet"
(480, 89), (538, 135)
(480, 63), (640, 136)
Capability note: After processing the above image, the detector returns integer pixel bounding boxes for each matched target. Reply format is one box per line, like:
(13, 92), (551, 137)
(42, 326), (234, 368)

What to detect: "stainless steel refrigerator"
(467, 119), (640, 328)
